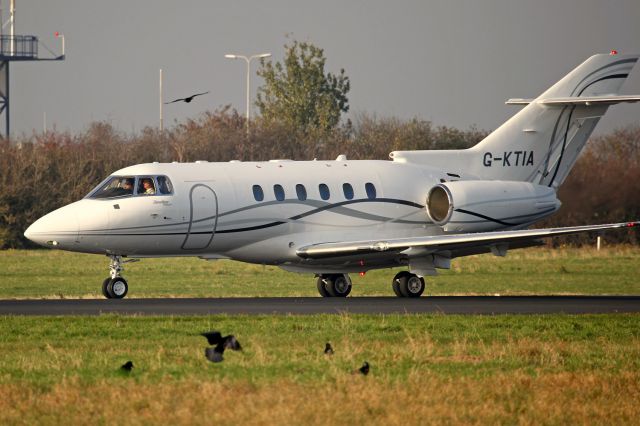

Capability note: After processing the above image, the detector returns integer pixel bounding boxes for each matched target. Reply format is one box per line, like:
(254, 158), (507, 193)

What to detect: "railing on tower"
(0, 35), (38, 59)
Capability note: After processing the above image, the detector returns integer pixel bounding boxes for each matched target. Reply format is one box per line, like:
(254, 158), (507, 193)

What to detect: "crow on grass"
(324, 342), (334, 355)
(353, 361), (369, 375)
(201, 331), (242, 363)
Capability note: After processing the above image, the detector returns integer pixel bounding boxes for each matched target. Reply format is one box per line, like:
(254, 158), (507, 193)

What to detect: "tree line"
(1, 39), (638, 248)
(0, 111), (638, 248)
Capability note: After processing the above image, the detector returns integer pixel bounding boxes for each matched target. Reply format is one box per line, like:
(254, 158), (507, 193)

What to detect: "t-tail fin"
(391, 53), (640, 188)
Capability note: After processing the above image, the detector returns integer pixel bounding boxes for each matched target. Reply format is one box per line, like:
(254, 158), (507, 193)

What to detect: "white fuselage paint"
(23, 53), (640, 278)
(26, 159), (485, 272)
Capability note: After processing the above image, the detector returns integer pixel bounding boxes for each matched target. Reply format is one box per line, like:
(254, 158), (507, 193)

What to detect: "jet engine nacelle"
(426, 180), (560, 232)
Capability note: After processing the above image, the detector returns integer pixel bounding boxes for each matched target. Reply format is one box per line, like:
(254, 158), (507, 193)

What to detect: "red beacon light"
(610, 49), (618, 55)
(54, 31), (59, 37)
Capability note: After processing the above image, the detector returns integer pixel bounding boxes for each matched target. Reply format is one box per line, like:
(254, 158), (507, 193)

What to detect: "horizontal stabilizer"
(296, 221), (638, 259)
(505, 98), (534, 105)
(507, 95), (640, 106)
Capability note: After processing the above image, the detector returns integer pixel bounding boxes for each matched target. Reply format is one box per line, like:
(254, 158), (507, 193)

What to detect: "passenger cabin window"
(365, 182), (377, 199)
(343, 183), (354, 200)
(319, 183), (330, 200)
(253, 185), (264, 202)
(296, 184), (307, 201)
(138, 177), (157, 195)
(274, 184), (285, 201)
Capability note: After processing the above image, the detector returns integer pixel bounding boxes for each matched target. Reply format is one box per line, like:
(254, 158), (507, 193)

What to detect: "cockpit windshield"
(87, 175), (174, 199)
(89, 176), (135, 199)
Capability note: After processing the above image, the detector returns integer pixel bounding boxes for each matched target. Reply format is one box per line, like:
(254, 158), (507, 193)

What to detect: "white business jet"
(25, 52), (640, 299)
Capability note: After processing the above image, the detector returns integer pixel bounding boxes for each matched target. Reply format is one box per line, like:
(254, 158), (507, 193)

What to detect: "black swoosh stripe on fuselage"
(79, 198), (426, 236)
(452, 207), (557, 227)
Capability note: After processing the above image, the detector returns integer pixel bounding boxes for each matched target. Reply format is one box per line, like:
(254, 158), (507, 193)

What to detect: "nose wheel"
(102, 255), (136, 299)
(102, 276), (129, 299)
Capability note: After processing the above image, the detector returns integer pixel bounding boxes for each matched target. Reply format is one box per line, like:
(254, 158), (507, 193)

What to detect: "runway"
(0, 296), (639, 316)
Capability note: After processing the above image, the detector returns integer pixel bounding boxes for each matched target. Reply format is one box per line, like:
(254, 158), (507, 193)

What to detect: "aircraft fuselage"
(26, 159), (464, 272)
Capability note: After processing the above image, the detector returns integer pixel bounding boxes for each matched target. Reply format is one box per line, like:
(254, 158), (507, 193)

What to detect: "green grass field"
(0, 314), (639, 424)
(1, 247), (639, 424)
(1, 246), (639, 298)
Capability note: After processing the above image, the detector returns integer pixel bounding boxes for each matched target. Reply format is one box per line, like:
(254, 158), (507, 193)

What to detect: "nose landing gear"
(102, 255), (137, 299)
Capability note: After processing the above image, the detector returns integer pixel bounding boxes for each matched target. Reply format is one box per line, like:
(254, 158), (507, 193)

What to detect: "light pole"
(225, 52), (271, 133)
(159, 68), (163, 132)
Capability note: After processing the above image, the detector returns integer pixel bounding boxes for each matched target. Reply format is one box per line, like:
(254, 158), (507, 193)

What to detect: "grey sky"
(11, 0), (640, 137)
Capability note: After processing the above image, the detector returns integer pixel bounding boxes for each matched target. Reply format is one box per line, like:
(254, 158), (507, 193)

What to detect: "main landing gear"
(316, 274), (352, 297)
(102, 255), (137, 299)
(315, 271), (426, 298)
(391, 271), (425, 298)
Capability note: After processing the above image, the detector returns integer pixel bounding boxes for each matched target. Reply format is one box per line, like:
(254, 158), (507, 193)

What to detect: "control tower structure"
(0, 0), (65, 139)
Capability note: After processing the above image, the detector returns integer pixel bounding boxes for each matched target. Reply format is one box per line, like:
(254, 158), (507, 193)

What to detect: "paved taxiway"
(0, 296), (639, 316)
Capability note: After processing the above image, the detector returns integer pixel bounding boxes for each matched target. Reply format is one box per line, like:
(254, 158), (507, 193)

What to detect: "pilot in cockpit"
(122, 178), (134, 195)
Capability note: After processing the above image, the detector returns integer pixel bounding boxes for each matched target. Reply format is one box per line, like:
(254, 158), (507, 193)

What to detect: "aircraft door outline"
(181, 184), (219, 251)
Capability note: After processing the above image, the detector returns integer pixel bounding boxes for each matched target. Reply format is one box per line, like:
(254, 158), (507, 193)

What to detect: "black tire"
(316, 276), (331, 297)
(107, 277), (128, 299)
(400, 274), (425, 298)
(102, 278), (112, 299)
(326, 274), (351, 297)
(392, 271), (411, 297)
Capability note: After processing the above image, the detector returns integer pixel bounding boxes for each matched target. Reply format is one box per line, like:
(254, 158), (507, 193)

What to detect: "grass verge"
(0, 314), (639, 424)
(0, 245), (639, 298)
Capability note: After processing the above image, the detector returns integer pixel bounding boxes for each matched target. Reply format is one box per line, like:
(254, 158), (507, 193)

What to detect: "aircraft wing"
(295, 222), (638, 259)
(506, 95), (640, 106)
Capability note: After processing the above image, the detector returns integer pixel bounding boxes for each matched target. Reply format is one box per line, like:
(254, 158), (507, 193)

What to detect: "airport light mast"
(224, 52), (271, 134)
(0, 0), (65, 139)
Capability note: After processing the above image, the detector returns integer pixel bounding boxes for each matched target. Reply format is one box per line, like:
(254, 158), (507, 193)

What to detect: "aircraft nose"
(24, 203), (79, 248)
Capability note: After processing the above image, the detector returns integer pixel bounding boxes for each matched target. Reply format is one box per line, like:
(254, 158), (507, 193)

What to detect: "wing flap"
(295, 222), (638, 259)
(507, 95), (640, 106)
(540, 95), (640, 106)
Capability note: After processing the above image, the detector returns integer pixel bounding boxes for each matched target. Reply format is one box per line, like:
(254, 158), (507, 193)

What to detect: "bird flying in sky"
(165, 91), (209, 104)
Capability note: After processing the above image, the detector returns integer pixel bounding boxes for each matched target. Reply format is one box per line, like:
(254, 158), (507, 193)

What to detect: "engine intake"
(426, 185), (453, 224)
(426, 180), (560, 232)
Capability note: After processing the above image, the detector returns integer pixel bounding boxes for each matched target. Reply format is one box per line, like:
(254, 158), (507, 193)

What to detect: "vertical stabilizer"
(473, 53), (639, 187)
(391, 53), (640, 188)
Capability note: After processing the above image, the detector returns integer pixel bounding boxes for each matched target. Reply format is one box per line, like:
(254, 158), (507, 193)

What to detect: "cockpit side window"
(138, 177), (157, 195)
(88, 176), (135, 199)
(157, 176), (173, 195)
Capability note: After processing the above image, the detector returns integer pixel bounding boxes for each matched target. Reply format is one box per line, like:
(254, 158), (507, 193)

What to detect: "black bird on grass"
(353, 361), (369, 376)
(165, 91), (209, 104)
(201, 331), (242, 363)
(324, 342), (334, 355)
(120, 360), (134, 372)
